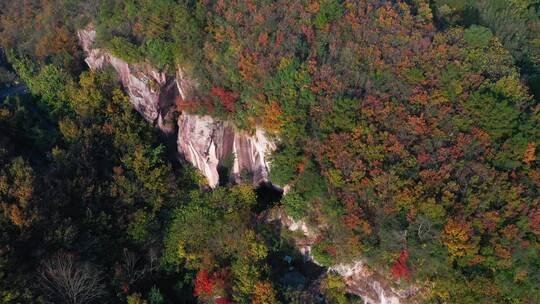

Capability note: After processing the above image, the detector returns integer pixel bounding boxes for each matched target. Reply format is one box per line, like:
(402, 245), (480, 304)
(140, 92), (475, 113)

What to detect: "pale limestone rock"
(78, 28), (177, 133)
(177, 113), (275, 187)
(177, 114), (222, 187)
(330, 261), (402, 304)
(78, 27), (275, 187)
(230, 128), (276, 184)
(175, 67), (198, 101)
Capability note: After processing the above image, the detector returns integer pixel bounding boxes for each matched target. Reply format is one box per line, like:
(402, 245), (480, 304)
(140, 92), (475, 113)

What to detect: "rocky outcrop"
(77, 28), (275, 187)
(77, 29), (178, 134)
(330, 261), (417, 304)
(178, 114), (275, 187)
(267, 209), (419, 304)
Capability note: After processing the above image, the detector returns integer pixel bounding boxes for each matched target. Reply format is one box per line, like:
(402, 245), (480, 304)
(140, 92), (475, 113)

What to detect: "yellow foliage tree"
(523, 142), (536, 164)
(260, 101), (283, 134)
(442, 219), (478, 258)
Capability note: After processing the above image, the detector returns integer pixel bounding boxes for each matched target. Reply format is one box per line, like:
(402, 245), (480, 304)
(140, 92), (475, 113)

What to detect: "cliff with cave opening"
(78, 27), (418, 304)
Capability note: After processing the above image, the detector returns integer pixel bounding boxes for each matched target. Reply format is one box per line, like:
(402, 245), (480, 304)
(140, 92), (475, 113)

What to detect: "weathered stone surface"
(175, 67), (198, 101)
(177, 113), (275, 187)
(78, 28), (177, 134)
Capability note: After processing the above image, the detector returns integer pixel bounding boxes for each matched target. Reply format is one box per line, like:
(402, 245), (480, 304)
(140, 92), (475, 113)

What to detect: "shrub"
(463, 25), (493, 48)
(311, 240), (336, 267)
(281, 191), (307, 220)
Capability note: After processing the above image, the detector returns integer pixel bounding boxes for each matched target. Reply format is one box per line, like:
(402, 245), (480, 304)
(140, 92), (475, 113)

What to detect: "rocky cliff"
(178, 114), (275, 187)
(77, 28), (274, 187)
(78, 29), (179, 134)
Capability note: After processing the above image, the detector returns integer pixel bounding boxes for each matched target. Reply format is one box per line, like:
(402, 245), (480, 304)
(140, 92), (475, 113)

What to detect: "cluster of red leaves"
(114, 263), (130, 294)
(215, 298), (232, 304)
(194, 269), (214, 296)
(529, 208), (540, 235)
(339, 193), (373, 236)
(325, 245), (337, 257)
(194, 269), (230, 301)
(121, 282), (130, 295)
(390, 250), (410, 280)
(211, 87), (238, 112)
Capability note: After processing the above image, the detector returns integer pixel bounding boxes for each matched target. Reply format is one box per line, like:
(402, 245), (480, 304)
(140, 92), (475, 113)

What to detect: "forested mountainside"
(1, 1), (540, 303)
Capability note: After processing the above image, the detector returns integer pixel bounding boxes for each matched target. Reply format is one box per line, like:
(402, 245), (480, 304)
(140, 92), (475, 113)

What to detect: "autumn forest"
(0, 0), (540, 303)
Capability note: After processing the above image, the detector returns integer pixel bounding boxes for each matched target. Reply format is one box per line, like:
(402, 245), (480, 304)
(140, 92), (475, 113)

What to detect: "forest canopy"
(1, 0), (540, 303)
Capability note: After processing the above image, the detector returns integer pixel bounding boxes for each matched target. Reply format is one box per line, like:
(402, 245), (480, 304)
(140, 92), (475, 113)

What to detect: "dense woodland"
(1, 0), (540, 303)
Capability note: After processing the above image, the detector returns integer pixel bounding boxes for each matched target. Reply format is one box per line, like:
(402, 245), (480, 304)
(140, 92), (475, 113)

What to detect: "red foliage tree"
(176, 96), (215, 114)
(529, 208), (540, 235)
(194, 269), (214, 296)
(121, 282), (129, 294)
(211, 87), (238, 112)
(325, 245), (337, 257)
(390, 250), (410, 280)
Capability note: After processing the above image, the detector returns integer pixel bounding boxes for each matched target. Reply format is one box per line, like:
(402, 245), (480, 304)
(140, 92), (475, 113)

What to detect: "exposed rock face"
(77, 29), (178, 134)
(178, 113), (275, 187)
(77, 28), (275, 187)
(267, 209), (419, 304)
(330, 262), (409, 304)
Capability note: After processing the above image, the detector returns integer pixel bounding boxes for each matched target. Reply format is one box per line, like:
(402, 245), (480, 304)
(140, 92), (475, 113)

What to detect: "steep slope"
(267, 209), (418, 304)
(78, 28), (275, 188)
(78, 28), (178, 134)
(78, 27), (417, 303)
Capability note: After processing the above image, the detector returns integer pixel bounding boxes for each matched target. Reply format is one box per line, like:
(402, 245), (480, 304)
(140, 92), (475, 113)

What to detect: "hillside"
(0, 1), (539, 303)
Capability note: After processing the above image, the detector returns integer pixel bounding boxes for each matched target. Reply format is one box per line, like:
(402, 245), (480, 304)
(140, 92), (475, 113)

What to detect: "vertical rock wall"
(77, 28), (275, 187)
(78, 29), (177, 134)
(177, 113), (275, 187)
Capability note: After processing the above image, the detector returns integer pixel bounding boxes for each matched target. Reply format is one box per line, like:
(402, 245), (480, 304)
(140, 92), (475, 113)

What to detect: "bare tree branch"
(121, 248), (158, 285)
(38, 252), (104, 304)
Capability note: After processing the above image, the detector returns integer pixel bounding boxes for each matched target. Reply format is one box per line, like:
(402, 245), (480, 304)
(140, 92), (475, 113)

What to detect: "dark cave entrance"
(254, 181), (284, 212)
(217, 165), (230, 186)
